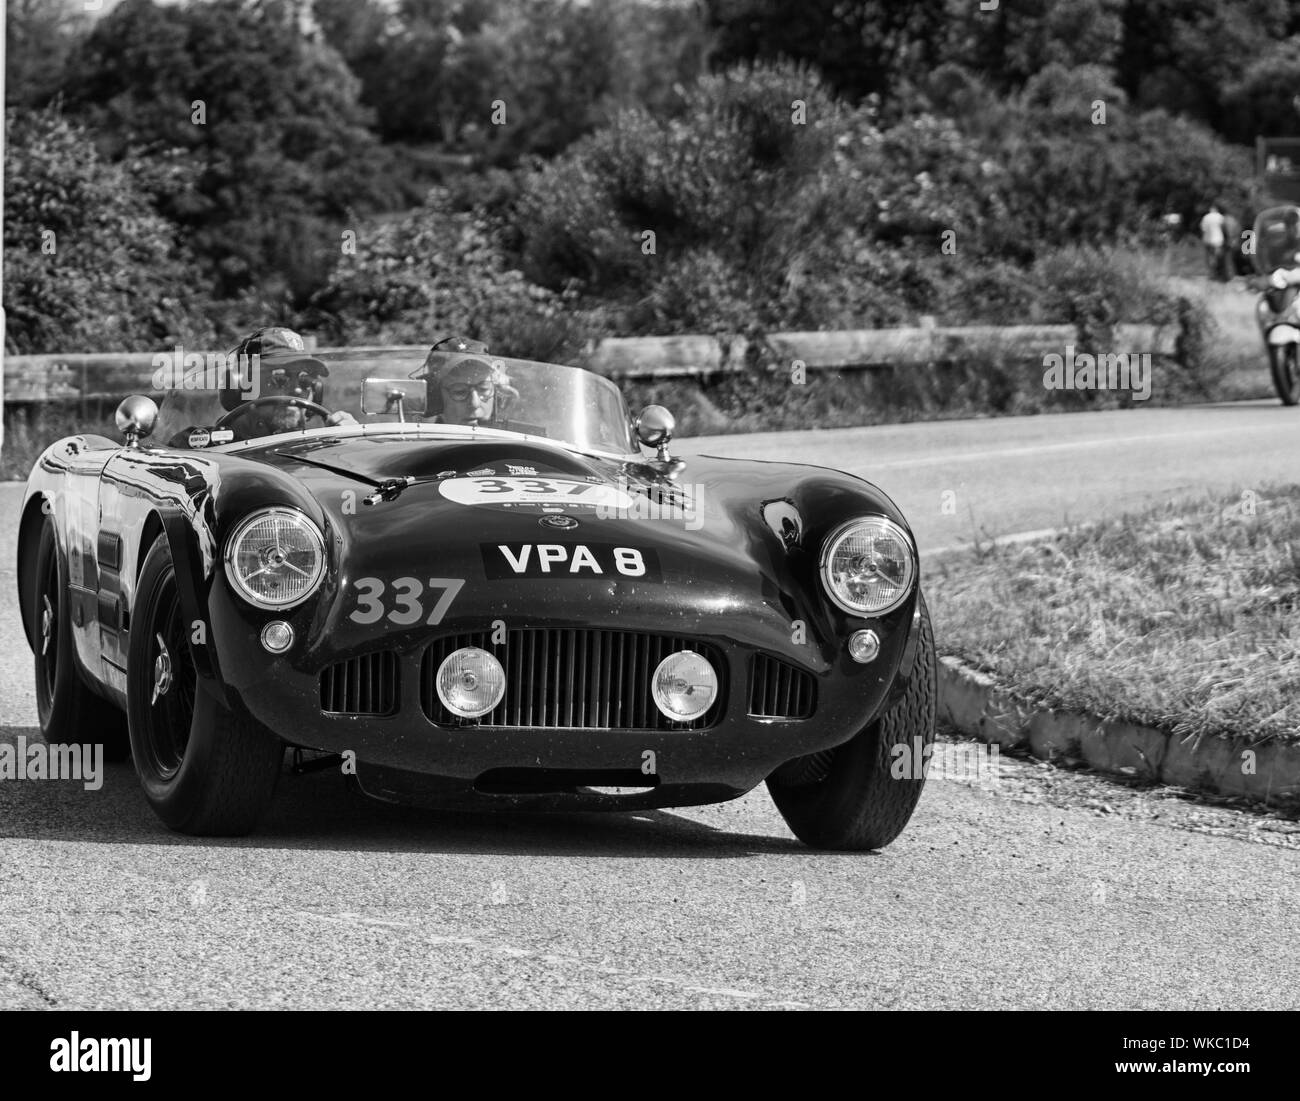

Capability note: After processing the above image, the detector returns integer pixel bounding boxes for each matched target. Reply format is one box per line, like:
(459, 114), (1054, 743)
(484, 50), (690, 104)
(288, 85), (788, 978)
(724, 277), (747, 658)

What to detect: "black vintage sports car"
(17, 347), (935, 847)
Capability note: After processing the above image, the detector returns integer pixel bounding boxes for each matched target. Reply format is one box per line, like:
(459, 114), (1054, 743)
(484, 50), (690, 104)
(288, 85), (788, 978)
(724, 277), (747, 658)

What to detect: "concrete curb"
(937, 655), (1300, 805)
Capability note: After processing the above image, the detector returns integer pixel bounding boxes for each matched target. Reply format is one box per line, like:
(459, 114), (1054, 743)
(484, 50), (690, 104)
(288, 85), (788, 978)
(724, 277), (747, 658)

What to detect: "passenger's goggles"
(443, 381), (495, 402)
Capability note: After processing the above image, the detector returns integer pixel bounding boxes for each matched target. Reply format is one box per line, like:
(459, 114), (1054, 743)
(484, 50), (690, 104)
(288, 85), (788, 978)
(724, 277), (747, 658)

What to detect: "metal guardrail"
(1, 325), (1177, 405)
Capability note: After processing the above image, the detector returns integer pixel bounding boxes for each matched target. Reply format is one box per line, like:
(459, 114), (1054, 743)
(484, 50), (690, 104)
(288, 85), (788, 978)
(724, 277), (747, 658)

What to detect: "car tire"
(31, 516), (131, 761)
(126, 535), (283, 836)
(1268, 343), (1300, 405)
(767, 591), (937, 851)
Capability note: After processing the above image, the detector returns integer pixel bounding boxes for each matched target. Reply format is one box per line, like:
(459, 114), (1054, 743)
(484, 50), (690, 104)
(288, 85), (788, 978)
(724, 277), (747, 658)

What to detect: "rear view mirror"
(362, 378), (428, 422)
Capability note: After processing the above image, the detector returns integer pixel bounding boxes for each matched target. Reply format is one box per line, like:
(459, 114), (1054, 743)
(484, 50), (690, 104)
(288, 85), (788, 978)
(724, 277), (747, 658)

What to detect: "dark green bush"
(304, 189), (600, 362)
(3, 107), (215, 354)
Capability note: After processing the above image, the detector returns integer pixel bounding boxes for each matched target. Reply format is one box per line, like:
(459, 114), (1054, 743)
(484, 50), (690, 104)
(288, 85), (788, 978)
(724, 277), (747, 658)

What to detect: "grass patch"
(2, 406), (122, 481)
(927, 485), (1300, 745)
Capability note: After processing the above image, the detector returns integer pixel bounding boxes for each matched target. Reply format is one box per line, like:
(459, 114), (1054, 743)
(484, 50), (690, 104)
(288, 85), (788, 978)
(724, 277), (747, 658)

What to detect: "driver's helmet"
(220, 326), (329, 413)
(411, 334), (520, 426)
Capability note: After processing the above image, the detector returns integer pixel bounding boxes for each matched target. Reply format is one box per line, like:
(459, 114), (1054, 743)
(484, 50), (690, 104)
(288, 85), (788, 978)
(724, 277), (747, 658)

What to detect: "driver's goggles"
(443, 382), (494, 401)
(267, 369), (315, 393)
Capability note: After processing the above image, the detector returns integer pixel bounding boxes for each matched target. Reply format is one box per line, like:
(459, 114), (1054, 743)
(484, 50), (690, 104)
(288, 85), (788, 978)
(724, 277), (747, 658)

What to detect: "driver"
(414, 335), (521, 427)
(219, 327), (357, 440)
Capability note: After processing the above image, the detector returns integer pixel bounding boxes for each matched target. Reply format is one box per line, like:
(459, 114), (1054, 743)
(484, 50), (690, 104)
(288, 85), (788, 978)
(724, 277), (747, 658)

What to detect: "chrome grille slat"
(749, 654), (815, 720)
(421, 629), (723, 730)
(320, 651), (398, 716)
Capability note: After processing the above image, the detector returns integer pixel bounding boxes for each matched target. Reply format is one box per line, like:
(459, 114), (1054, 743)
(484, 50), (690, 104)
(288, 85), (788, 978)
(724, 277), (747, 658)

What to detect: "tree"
(1221, 39), (1300, 144)
(701, 0), (953, 105)
(4, 0), (88, 108)
(948, 0), (1124, 93)
(1117, 0), (1290, 129)
(60, 0), (391, 300)
(3, 107), (213, 354)
(317, 0), (644, 158)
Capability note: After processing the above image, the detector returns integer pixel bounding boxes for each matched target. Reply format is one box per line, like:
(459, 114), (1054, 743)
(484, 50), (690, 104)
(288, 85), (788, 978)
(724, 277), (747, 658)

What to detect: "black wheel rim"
(37, 552), (59, 704)
(139, 569), (196, 781)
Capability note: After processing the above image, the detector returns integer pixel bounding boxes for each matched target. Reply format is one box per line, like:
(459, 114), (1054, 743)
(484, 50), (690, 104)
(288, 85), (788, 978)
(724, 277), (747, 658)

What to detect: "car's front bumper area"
(204, 582), (920, 810)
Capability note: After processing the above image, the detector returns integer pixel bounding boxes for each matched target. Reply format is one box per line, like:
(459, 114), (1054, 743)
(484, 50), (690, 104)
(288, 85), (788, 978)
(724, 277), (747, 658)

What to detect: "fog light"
(437, 647), (505, 718)
(651, 650), (718, 721)
(848, 629), (880, 663)
(261, 620), (294, 653)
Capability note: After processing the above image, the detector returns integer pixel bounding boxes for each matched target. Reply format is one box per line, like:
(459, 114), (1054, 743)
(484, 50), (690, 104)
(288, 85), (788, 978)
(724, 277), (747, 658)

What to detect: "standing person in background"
(1220, 209), (1243, 281)
(1200, 202), (1226, 280)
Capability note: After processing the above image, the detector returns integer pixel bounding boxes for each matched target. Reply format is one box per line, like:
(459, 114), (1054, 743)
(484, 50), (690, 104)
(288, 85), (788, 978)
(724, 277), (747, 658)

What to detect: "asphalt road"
(1, 402), (1297, 1010)
(679, 398), (1300, 556)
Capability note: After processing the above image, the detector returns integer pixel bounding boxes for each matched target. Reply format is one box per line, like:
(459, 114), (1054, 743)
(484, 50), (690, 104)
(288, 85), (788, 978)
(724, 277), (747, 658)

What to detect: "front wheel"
(127, 535), (283, 835)
(1268, 343), (1300, 405)
(31, 516), (130, 760)
(767, 592), (937, 851)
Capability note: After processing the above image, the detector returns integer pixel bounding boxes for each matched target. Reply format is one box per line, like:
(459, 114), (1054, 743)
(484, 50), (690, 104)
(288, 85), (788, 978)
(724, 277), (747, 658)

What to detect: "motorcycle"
(1251, 205), (1300, 405)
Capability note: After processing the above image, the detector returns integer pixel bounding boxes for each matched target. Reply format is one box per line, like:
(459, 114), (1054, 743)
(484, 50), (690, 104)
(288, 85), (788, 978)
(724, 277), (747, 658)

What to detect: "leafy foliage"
(4, 0), (87, 109)
(304, 189), (596, 363)
(315, 0), (707, 160)
(3, 107), (214, 355)
(504, 59), (1240, 339)
(59, 0), (393, 300)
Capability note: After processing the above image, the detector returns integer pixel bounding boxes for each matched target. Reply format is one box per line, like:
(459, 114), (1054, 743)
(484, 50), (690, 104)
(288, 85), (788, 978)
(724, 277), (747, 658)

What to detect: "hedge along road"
(0, 400), (1296, 1010)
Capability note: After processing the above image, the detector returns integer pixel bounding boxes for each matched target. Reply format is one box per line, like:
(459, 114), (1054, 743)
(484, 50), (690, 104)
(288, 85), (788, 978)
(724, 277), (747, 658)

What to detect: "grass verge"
(926, 484), (1300, 745)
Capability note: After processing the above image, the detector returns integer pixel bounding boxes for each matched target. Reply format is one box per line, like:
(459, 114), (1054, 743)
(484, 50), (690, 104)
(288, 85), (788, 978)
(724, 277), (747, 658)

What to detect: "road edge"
(937, 655), (1300, 805)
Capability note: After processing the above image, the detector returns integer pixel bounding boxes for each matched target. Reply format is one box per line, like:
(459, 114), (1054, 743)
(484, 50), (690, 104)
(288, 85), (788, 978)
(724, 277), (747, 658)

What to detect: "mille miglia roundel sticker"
(438, 475), (635, 513)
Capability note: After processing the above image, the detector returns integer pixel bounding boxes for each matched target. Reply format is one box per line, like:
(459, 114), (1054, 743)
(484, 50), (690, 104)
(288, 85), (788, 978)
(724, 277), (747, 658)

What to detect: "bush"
(61, 0), (393, 301)
(3, 107), (214, 354)
(304, 190), (600, 363)
(515, 62), (853, 299)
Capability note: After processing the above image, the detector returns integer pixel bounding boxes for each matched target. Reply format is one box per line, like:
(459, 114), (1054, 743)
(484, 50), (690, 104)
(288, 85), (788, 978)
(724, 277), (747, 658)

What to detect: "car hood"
(223, 432), (910, 663)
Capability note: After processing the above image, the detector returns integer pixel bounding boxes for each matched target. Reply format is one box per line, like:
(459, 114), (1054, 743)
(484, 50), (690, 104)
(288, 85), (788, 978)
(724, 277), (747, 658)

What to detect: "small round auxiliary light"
(651, 650), (718, 721)
(437, 647), (506, 719)
(261, 620), (295, 653)
(848, 629), (880, 664)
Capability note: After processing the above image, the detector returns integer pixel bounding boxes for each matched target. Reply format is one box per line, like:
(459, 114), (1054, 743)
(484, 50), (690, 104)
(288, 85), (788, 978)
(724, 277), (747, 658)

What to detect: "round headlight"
(820, 517), (916, 616)
(651, 650), (718, 721)
(224, 508), (326, 609)
(437, 647), (506, 719)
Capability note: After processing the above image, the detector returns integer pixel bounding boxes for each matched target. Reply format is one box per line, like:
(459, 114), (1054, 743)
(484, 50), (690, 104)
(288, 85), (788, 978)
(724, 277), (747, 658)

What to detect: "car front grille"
(748, 654), (815, 719)
(320, 651), (399, 716)
(421, 628), (725, 730)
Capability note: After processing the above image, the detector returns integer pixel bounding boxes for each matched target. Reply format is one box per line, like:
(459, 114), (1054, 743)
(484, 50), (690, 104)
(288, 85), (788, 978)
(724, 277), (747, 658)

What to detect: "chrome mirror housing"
(115, 396), (159, 448)
(635, 405), (676, 458)
(633, 405), (684, 478)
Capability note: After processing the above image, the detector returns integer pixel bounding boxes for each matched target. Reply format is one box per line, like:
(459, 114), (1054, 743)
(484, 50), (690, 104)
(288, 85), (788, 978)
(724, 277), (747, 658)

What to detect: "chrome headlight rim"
(436, 646), (507, 719)
(223, 506), (326, 610)
(650, 649), (719, 721)
(819, 516), (917, 617)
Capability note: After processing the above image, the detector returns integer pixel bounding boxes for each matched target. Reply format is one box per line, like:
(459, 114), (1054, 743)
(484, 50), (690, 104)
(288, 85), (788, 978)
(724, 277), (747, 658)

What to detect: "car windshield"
(152, 348), (637, 455)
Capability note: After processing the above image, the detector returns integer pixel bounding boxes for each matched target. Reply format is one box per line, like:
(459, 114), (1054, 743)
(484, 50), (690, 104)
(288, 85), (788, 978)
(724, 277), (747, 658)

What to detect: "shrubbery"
(499, 60), (1235, 347)
(3, 107), (215, 354)
(304, 190), (598, 364)
(3, 3), (1254, 415)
